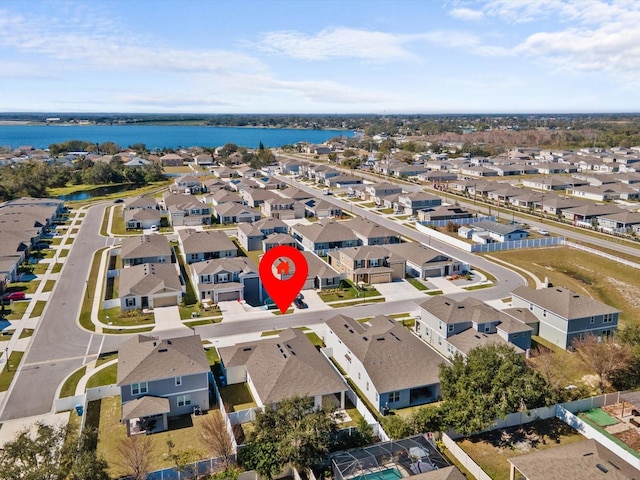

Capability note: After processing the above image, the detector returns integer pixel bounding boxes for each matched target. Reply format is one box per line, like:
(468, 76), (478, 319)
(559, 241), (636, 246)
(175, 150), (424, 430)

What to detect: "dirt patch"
(614, 428), (640, 452)
(606, 277), (640, 310)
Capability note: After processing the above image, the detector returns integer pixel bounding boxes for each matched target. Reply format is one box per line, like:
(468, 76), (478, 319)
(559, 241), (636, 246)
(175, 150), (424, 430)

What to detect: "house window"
(590, 316), (595, 324)
(175, 376), (182, 386)
(604, 314), (614, 323)
(485, 325), (490, 332)
(125, 297), (136, 307)
(366, 382), (369, 391)
(358, 372), (361, 380)
(177, 395), (191, 407)
(131, 382), (148, 395)
(439, 321), (443, 330)
(447, 325), (454, 333)
(388, 391), (401, 403)
(542, 309), (547, 318)
(189, 253), (198, 261)
(529, 303), (533, 311)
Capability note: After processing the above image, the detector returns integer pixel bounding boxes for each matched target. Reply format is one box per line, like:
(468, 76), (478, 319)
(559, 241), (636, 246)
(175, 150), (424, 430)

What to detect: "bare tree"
(116, 434), (155, 480)
(573, 334), (633, 393)
(199, 411), (234, 466)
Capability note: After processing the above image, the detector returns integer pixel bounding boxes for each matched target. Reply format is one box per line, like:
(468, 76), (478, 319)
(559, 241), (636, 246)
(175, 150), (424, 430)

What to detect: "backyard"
(317, 280), (381, 303)
(456, 418), (584, 480)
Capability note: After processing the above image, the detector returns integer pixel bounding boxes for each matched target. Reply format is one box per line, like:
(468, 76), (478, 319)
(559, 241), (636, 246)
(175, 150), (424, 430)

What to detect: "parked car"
(537, 229), (549, 236)
(113, 198), (124, 203)
(3, 292), (25, 301)
(293, 297), (307, 309)
(150, 225), (159, 232)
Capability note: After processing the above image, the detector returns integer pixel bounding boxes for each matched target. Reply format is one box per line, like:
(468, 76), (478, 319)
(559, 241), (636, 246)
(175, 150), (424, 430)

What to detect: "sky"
(1, 0), (639, 114)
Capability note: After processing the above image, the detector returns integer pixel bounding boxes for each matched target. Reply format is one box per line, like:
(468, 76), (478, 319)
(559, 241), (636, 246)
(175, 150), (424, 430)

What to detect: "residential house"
(254, 176), (285, 190)
(389, 164), (429, 178)
(120, 234), (172, 267)
(123, 209), (161, 230)
(458, 219), (528, 243)
(124, 196), (158, 211)
(218, 328), (347, 410)
(205, 190), (243, 206)
(190, 257), (261, 304)
(117, 334), (210, 435)
(211, 166), (237, 179)
(327, 246), (405, 284)
(278, 160), (302, 175)
(173, 175), (203, 194)
(561, 204), (624, 226)
(261, 198), (305, 220)
(511, 286), (620, 350)
(119, 263), (184, 310)
(417, 296), (533, 358)
(159, 153), (184, 166)
(193, 153), (214, 167)
(597, 211), (640, 234)
(162, 194), (212, 226)
(417, 171), (458, 184)
(278, 187), (313, 202)
(315, 168), (341, 184)
(290, 220), (359, 255)
(237, 218), (288, 251)
(417, 205), (474, 223)
(365, 183), (403, 203)
(343, 217), (401, 246)
(240, 188), (280, 207)
(325, 315), (446, 412)
(235, 165), (258, 178)
(385, 242), (466, 278)
(301, 251), (342, 290)
(226, 178), (259, 192)
(262, 232), (297, 252)
(538, 195), (586, 216)
(325, 175), (363, 188)
(509, 192), (545, 209)
(212, 202), (261, 224)
(303, 198), (343, 219)
(177, 229), (237, 264)
(522, 177), (574, 191)
(394, 192), (442, 215)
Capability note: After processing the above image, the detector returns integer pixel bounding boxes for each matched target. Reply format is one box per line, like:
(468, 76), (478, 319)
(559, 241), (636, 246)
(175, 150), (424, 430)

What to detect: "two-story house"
(343, 217), (401, 246)
(190, 257), (261, 305)
(120, 234), (172, 267)
(511, 286), (620, 350)
(237, 217), (289, 251)
(324, 315), (446, 413)
(118, 334), (210, 435)
(417, 296), (533, 358)
(394, 192), (442, 215)
(261, 198), (305, 220)
(163, 194), (212, 227)
(365, 182), (403, 203)
(327, 246), (405, 284)
(178, 229), (237, 264)
(290, 220), (359, 255)
(173, 175), (203, 194)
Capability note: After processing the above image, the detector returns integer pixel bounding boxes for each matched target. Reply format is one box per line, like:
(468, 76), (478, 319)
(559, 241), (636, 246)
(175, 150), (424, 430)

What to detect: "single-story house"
(119, 263), (184, 310)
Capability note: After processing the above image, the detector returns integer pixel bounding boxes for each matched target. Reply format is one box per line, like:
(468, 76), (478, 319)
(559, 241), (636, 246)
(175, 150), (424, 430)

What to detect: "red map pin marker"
(259, 245), (308, 314)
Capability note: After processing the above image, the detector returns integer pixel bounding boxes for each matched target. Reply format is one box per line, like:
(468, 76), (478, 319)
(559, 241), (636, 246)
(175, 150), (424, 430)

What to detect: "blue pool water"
(357, 467), (403, 480)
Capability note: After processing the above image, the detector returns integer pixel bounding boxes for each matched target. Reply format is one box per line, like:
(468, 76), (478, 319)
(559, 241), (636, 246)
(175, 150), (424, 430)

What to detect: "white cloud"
(421, 30), (511, 56)
(258, 27), (417, 62)
(449, 7), (484, 21)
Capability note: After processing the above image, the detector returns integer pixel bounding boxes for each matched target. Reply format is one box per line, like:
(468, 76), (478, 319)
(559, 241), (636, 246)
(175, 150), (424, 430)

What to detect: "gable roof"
(191, 256), (258, 276)
(117, 334), (210, 385)
(344, 217), (399, 240)
(178, 228), (236, 255)
(301, 251), (341, 280)
(291, 220), (359, 244)
(326, 314), (445, 392)
(218, 328), (346, 405)
(119, 263), (182, 297)
(120, 234), (171, 260)
(511, 286), (620, 319)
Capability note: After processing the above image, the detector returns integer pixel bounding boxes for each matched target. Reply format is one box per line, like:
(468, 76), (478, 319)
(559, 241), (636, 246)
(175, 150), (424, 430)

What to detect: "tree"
(0, 421), (72, 480)
(382, 415), (411, 440)
(573, 334), (633, 393)
(69, 426), (110, 480)
(116, 434), (155, 480)
(199, 411), (234, 467)
(439, 345), (549, 436)
(166, 438), (201, 478)
(240, 396), (339, 477)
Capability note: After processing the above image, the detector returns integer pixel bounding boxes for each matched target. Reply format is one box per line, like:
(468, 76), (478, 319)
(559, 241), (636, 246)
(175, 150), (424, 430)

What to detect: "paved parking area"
(372, 280), (417, 300)
(296, 289), (328, 311)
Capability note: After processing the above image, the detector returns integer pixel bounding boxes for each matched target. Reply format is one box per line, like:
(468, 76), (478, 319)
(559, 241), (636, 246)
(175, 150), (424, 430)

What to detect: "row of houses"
(0, 197), (65, 291)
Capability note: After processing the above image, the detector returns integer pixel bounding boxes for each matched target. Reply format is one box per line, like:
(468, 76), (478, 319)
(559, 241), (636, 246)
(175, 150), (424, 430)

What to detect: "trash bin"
(75, 404), (84, 416)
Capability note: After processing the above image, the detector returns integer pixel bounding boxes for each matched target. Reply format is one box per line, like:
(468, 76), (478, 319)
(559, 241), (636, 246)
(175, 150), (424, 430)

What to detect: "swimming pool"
(357, 467), (403, 480)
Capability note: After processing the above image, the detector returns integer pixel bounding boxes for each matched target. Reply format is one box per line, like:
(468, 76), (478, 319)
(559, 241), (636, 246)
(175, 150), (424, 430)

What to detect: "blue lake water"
(0, 125), (351, 150)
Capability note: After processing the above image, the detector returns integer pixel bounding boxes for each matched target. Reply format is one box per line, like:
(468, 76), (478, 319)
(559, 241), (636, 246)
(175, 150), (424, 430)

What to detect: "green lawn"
(0, 351), (25, 391)
(407, 277), (428, 291)
(101, 327), (153, 334)
(30, 300), (46, 318)
(79, 248), (107, 332)
(43, 279), (56, 292)
(98, 307), (154, 327)
(86, 364), (117, 389)
(18, 328), (34, 339)
(111, 206), (127, 235)
(205, 347), (220, 365)
(219, 383), (257, 411)
(317, 280), (381, 303)
(329, 297), (385, 308)
(51, 263), (63, 273)
(6, 280), (40, 294)
(50, 237), (63, 246)
(95, 352), (118, 367)
(184, 318), (216, 327)
(60, 366), (87, 398)
(99, 206), (111, 236)
(5, 301), (29, 320)
(58, 249), (70, 258)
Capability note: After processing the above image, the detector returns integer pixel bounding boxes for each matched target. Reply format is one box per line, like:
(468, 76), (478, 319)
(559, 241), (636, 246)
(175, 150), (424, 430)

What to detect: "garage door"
(154, 295), (178, 307)
(217, 291), (240, 302)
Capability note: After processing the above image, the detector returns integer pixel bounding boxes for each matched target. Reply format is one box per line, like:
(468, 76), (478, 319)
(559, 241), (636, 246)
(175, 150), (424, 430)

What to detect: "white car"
(537, 229), (549, 236)
(150, 225), (158, 232)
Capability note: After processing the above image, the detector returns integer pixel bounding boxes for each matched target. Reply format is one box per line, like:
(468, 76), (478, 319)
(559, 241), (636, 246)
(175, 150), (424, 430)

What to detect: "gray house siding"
(121, 372), (210, 416)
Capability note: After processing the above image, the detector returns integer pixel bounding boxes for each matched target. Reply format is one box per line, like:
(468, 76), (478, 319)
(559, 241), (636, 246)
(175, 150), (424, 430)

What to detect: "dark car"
(294, 297), (307, 309)
(113, 198), (124, 203)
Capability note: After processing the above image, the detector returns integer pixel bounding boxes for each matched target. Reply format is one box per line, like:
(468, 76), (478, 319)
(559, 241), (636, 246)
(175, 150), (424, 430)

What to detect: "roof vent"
(363, 337), (368, 341)
(167, 340), (172, 345)
(242, 347), (252, 352)
(376, 337), (385, 341)
(158, 348), (168, 353)
(596, 464), (608, 473)
(349, 329), (354, 333)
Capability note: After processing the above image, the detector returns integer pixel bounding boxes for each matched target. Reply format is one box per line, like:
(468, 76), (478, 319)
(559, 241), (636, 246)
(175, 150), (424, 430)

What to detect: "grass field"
(581, 408), (619, 427)
(59, 366), (86, 398)
(487, 246), (640, 327)
(86, 364), (117, 388)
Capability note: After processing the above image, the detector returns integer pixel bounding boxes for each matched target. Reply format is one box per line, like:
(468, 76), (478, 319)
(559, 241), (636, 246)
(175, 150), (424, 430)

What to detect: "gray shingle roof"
(119, 263), (183, 297)
(117, 334), (210, 385)
(511, 286), (620, 319)
(326, 314), (445, 393)
(178, 228), (236, 255)
(121, 396), (170, 420)
(120, 234), (171, 260)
